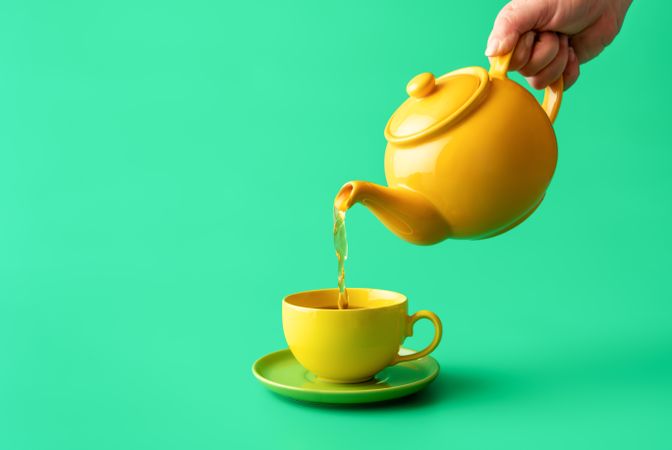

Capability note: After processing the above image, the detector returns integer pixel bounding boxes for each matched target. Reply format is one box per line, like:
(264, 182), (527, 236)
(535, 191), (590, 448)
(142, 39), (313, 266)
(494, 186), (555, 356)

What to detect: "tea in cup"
(282, 288), (442, 383)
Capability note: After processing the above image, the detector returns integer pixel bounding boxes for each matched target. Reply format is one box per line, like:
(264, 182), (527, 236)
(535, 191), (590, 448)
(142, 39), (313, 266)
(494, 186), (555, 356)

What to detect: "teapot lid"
(384, 67), (490, 145)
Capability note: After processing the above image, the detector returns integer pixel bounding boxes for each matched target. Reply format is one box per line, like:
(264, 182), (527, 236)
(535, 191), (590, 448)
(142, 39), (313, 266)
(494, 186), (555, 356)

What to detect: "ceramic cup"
(282, 288), (442, 383)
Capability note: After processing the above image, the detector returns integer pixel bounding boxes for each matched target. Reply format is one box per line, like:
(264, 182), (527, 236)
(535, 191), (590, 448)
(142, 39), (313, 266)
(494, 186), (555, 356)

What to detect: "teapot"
(334, 52), (563, 244)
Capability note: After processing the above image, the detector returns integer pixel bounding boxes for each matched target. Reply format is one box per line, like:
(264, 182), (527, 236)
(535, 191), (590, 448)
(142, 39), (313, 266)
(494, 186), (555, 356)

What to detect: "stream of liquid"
(333, 206), (349, 309)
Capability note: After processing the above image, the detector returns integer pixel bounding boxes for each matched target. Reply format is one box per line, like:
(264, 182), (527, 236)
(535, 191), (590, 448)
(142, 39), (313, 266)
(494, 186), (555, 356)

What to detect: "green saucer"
(252, 348), (440, 404)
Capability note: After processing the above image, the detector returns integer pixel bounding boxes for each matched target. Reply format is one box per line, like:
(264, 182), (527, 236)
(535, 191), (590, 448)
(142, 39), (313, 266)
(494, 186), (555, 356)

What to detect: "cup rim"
(283, 287), (407, 312)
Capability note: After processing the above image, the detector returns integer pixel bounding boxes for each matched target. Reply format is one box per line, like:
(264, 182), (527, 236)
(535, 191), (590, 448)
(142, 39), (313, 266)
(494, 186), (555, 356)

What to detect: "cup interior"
(283, 288), (406, 310)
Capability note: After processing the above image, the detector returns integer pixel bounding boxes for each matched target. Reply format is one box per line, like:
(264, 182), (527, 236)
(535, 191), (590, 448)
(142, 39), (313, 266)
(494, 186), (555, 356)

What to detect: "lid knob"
(406, 72), (435, 98)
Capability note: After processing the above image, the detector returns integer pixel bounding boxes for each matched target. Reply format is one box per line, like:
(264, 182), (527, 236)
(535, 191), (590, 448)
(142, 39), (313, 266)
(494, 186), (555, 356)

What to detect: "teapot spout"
(335, 181), (451, 245)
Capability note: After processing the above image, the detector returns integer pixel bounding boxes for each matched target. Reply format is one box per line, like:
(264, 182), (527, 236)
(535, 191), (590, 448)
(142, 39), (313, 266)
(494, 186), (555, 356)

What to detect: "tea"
(333, 206), (349, 309)
(316, 305), (363, 310)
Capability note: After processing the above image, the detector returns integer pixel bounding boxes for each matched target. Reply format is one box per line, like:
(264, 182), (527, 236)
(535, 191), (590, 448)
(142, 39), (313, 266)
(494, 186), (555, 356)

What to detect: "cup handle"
(488, 51), (563, 124)
(392, 310), (443, 364)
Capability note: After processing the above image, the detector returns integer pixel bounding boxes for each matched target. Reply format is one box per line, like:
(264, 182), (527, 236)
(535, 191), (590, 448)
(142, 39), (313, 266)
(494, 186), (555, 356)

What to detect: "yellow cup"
(282, 288), (442, 383)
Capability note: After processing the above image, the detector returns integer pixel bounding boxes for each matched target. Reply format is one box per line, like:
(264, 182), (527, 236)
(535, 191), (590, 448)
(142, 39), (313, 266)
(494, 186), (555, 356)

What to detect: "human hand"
(485, 0), (632, 89)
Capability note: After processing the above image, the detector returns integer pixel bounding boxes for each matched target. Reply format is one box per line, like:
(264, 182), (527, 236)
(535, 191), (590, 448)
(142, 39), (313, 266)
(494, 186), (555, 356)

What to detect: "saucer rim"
(252, 347), (440, 396)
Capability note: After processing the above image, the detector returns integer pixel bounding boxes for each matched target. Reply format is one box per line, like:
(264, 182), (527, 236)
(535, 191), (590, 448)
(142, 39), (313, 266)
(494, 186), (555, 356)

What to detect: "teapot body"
(384, 77), (557, 239)
(336, 53), (564, 244)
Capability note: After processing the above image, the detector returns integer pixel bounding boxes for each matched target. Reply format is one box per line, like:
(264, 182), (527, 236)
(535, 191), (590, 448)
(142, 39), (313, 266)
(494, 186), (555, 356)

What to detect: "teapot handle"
(488, 52), (563, 124)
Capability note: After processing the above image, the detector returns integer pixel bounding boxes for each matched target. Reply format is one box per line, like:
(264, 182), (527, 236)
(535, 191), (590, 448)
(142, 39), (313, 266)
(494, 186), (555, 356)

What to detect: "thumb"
(486, 0), (554, 56)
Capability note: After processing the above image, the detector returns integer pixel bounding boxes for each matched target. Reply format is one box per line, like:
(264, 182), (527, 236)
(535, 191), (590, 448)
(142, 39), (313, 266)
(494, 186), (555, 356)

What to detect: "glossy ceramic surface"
(282, 288), (442, 383)
(252, 348), (440, 404)
(335, 52), (563, 244)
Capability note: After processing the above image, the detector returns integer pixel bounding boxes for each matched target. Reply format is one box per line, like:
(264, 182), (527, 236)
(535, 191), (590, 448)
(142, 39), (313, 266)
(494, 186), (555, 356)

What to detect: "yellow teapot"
(335, 52), (563, 244)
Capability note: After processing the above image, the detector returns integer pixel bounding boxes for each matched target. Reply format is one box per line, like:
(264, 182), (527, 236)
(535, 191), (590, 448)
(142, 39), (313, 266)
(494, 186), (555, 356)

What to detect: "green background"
(1, 0), (670, 449)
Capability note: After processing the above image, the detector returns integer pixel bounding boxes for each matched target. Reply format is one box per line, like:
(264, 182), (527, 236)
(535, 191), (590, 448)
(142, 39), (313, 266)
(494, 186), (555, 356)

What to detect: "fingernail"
(568, 47), (576, 62)
(485, 37), (499, 56)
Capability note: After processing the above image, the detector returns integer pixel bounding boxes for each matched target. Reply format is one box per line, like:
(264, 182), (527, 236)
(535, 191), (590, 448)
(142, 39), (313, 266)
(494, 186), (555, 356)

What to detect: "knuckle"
(496, 0), (524, 31)
(497, 12), (517, 32)
(601, 11), (621, 44)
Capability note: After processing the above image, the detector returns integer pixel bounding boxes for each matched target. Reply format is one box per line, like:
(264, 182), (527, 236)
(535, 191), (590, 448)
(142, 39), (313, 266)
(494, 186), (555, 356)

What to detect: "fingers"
(525, 34), (569, 89)
(562, 47), (580, 90)
(569, 15), (615, 63)
(518, 32), (559, 77)
(486, 0), (554, 56)
(509, 31), (536, 71)
(571, 10), (625, 63)
(570, 30), (604, 63)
